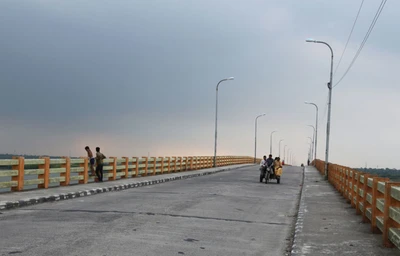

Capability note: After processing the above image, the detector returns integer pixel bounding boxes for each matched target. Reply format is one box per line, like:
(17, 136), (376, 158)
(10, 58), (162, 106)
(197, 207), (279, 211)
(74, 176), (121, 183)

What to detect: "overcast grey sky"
(0, 0), (398, 168)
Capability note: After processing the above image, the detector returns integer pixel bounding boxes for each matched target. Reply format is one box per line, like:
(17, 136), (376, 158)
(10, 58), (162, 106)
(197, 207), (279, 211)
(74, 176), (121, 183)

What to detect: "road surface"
(0, 165), (303, 256)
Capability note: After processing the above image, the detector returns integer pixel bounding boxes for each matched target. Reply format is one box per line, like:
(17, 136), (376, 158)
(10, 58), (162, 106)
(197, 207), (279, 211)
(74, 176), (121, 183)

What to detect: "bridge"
(0, 156), (399, 255)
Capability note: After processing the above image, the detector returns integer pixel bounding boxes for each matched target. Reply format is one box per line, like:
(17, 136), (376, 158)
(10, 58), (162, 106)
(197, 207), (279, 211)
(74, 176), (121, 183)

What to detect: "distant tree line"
(356, 167), (400, 181)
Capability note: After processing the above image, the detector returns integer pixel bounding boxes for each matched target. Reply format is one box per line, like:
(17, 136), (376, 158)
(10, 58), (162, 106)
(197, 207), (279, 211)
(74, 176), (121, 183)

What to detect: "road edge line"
(287, 165), (306, 256)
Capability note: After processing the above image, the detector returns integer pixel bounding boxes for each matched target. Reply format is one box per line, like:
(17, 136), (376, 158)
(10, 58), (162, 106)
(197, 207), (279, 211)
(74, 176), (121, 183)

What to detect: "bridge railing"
(313, 159), (400, 249)
(0, 156), (257, 193)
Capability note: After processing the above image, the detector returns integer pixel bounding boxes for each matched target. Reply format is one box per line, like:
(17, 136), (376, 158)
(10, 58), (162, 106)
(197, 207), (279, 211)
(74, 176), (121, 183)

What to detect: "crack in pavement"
(17, 208), (289, 226)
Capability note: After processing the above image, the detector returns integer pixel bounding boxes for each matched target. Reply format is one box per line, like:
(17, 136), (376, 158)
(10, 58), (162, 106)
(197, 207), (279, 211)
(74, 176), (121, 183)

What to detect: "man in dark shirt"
(95, 147), (106, 182)
(266, 154), (274, 174)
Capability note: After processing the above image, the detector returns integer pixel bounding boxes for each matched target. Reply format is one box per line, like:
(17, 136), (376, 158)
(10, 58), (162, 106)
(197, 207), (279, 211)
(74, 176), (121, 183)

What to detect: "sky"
(0, 0), (399, 168)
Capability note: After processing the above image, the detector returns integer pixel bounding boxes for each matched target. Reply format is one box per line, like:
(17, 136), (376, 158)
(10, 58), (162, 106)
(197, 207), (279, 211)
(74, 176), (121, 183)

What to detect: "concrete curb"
(0, 164), (251, 211)
(290, 166), (306, 256)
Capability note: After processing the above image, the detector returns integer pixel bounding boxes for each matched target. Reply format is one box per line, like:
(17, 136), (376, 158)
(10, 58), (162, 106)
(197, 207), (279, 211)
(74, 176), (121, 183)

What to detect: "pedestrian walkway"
(0, 164), (251, 210)
(291, 166), (400, 256)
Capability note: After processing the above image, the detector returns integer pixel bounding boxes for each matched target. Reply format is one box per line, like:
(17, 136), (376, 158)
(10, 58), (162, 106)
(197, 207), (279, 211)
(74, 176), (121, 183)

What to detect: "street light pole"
(306, 38), (333, 179)
(305, 102), (319, 162)
(308, 125), (316, 162)
(278, 139), (284, 158)
(307, 143), (312, 162)
(270, 131), (277, 155)
(306, 39), (333, 179)
(283, 145), (287, 163)
(254, 113), (266, 163)
(214, 77), (234, 167)
(307, 137), (314, 161)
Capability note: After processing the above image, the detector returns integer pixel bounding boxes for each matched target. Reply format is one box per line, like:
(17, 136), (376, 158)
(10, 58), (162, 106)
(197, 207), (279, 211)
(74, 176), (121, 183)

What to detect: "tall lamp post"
(307, 137), (314, 161)
(308, 142), (314, 165)
(308, 125), (316, 162)
(305, 101), (318, 161)
(278, 139), (284, 158)
(283, 145), (287, 163)
(254, 113), (266, 163)
(270, 131), (277, 155)
(214, 77), (234, 167)
(306, 38), (333, 179)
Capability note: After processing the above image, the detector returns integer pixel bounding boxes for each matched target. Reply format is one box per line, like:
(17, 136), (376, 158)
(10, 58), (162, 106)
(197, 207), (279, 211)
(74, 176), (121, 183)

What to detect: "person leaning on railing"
(95, 147), (106, 182)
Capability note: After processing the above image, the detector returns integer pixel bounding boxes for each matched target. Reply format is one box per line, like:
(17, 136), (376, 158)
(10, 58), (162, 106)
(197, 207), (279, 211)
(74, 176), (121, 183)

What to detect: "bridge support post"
(173, 157), (177, 172)
(361, 174), (375, 223)
(383, 181), (400, 247)
(142, 157), (148, 176)
(160, 157), (164, 174)
(189, 157), (193, 170)
(133, 157), (139, 177)
(11, 156), (24, 191)
(340, 166), (345, 195)
(38, 157), (50, 189)
(108, 157), (117, 181)
(61, 157), (70, 187)
(347, 169), (354, 204)
(122, 157), (129, 179)
(167, 157), (171, 173)
(355, 172), (364, 214)
(371, 177), (390, 233)
(152, 157), (157, 175)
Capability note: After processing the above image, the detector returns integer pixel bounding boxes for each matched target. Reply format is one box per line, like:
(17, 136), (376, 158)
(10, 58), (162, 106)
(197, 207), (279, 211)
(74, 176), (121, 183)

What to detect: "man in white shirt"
(260, 155), (267, 167)
(259, 155), (268, 182)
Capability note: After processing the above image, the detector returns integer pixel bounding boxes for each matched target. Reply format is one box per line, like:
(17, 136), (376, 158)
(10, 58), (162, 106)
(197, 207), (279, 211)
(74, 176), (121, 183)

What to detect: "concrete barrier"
(313, 159), (400, 249)
(0, 156), (259, 193)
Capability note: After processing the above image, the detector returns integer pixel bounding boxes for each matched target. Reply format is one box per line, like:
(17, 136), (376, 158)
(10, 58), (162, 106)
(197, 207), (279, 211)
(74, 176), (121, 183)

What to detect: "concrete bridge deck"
(1, 165), (399, 256)
(0, 165), (301, 256)
(292, 167), (399, 256)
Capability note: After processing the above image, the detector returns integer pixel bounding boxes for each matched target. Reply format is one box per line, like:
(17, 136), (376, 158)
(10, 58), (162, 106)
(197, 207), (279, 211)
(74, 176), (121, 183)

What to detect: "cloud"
(0, 1), (399, 168)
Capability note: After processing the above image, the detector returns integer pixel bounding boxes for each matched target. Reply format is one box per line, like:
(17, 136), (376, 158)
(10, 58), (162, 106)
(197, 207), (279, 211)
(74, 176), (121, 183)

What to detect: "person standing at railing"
(95, 147), (106, 182)
(85, 146), (96, 176)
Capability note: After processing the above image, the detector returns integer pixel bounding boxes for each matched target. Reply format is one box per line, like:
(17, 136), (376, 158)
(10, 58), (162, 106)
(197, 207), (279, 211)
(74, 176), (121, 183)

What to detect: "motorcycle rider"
(260, 155), (267, 169)
(266, 154), (274, 173)
(259, 155), (268, 182)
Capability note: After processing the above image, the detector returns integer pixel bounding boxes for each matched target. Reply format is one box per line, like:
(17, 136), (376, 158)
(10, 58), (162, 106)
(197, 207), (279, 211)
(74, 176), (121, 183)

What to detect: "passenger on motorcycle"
(260, 154), (273, 168)
(260, 155), (267, 170)
(274, 157), (283, 177)
(259, 155), (268, 177)
(266, 154), (274, 172)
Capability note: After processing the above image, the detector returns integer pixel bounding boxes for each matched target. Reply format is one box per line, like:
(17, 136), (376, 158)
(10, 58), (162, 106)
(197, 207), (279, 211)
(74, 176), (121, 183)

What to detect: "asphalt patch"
(184, 238), (199, 242)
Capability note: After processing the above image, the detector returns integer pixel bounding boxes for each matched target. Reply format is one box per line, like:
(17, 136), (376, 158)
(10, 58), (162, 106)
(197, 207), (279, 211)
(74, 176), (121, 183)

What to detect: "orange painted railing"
(313, 159), (400, 249)
(0, 156), (258, 193)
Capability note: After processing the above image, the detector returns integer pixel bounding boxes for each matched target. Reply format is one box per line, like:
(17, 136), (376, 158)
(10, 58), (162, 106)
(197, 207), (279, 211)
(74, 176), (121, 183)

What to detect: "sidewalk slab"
(291, 166), (400, 256)
(0, 164), (251, 211)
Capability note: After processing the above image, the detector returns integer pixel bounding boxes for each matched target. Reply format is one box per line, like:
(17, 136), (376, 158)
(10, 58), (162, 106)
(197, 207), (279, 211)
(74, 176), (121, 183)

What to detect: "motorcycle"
(259, 166), (266, 183)
(260, 165), (280, 184)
